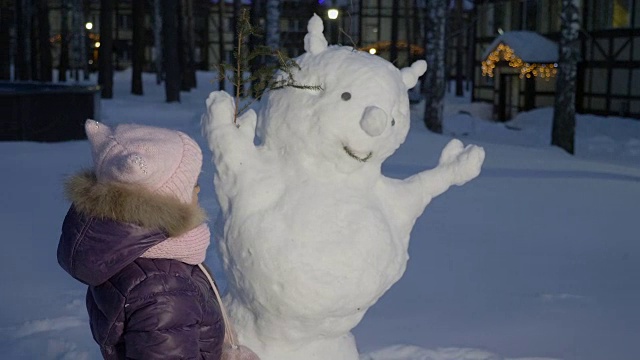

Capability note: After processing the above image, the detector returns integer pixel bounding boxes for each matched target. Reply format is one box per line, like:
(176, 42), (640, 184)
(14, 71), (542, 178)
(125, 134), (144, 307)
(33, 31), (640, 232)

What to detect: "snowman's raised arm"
(201, 91), (258, 170)
(393, 139), (485, 214)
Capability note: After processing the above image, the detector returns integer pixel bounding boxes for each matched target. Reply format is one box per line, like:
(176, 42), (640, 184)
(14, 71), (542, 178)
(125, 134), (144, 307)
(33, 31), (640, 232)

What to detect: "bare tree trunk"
(423, 0), (446, 133)
(71, 0), (82, 81)
(404, 0), (412, 64)
(82, 0), (90, 80)
(466, 10), (474, 93)
(413, 0), (425, 60)
(249, 1), (264, 97)
(98, 0), (113, 98)
(455, 0), (464, 96)
(153, 0), (163, 84)
(552, 0), (580, 154)
(390, 0), (399, 65)
(179, 0), (196, 91)
(186, 0), (197, 88)
(177, 0), (187, 90)
(59, 0), (69, 81)
(16, 0), (32, 81)
(249, 0), (261, 97)
(131, 0), (144, 95)
(113, 1), (119, 70)
(36, 0), (52, 82)
(232, 0), (242, 97)
(200, 0), (210, 70)
(357, 0), (363, 47)
(0, 1), (11, 80)
(161, 0), (180, 102)
(265, 0), (279, 52)
(30, 6), (39, 80)
(217, 0), (225, 90)
(58, 0), (69, 82)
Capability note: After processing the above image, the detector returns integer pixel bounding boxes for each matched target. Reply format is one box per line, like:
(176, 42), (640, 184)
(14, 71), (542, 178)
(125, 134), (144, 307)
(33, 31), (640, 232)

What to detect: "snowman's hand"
(203, 91), (235, 132)
(437, 139), (485, 186)
(397, 139), (484, 210)
(236, 107), (257, 140)
(438, 138), (465, 164)
(202, 91), (257, 167)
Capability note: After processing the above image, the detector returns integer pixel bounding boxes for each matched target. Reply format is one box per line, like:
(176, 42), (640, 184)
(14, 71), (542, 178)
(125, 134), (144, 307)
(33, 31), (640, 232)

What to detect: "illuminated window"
(612, 0), (631, 28)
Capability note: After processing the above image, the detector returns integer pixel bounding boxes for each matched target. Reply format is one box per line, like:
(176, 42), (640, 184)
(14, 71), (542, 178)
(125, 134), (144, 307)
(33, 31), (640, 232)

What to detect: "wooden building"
(473, 0), (640, 121)
(9, 1), (330, 77)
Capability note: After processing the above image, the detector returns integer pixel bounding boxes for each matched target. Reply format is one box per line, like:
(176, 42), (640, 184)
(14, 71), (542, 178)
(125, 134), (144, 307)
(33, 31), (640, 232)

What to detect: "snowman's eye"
(391, 119), (396, 126)
(341, 92), (351, 101)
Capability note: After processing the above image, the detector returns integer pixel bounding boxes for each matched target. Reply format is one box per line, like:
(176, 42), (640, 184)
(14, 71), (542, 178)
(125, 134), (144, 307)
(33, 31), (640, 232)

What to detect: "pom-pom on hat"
(84, 119), (202, 204)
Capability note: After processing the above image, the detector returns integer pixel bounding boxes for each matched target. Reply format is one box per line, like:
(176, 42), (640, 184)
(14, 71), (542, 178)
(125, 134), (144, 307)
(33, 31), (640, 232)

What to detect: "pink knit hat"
(84, 119), (202, 204)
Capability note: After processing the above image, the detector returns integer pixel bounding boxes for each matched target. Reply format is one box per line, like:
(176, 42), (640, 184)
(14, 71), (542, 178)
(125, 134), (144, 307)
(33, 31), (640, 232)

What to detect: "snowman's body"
(203, 15), (485, 360)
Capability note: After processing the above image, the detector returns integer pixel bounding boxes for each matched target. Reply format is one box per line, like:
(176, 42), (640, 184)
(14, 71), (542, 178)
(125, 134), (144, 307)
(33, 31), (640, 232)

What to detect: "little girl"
(57, 120), (224, 359)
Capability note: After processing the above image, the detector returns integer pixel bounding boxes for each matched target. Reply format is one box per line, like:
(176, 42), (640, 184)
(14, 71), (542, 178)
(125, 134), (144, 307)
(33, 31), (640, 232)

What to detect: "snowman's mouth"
(343, 146), (373, 162)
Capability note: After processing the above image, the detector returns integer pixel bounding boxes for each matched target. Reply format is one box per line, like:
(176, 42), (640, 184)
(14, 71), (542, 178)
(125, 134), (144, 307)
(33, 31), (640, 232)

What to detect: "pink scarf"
(141, 223), (210, 265)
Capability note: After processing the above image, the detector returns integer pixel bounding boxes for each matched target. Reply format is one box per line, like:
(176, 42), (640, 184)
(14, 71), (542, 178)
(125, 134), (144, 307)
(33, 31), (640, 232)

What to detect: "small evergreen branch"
(217, 9), (323, 125)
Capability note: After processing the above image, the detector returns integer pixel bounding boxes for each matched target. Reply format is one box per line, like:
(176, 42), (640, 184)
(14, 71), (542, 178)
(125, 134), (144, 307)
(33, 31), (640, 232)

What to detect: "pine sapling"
(216, 9), (323, 125)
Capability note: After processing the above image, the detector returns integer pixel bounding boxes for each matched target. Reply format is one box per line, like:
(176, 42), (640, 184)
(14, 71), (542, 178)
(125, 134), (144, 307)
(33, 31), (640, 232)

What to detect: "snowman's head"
(258, 14), (426, 174)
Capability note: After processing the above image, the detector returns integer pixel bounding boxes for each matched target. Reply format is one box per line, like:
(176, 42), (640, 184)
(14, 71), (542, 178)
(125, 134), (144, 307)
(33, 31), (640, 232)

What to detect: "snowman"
(202, 14), (485, 360)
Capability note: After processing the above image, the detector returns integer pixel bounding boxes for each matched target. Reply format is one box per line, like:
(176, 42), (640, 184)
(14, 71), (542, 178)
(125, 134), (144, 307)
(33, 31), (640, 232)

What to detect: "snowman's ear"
(401, 60), (427, 89)
(304, 14), (328, 55)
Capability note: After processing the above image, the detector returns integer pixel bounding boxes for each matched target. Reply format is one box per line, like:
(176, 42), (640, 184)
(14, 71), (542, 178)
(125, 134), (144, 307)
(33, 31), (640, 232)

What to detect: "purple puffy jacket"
(57, 172), (224, 359)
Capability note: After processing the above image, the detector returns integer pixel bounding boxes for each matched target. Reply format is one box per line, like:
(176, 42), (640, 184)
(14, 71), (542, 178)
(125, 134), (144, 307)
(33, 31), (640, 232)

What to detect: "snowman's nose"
(360, 106), (389, 137)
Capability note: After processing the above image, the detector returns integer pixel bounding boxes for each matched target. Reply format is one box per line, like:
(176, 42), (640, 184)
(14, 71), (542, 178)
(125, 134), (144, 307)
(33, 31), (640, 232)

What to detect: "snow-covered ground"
(0, 71), (638, 360)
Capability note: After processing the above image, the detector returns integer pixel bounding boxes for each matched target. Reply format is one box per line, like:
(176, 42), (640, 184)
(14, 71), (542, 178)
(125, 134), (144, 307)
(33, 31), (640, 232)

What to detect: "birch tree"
(552, 0), (580, 154)
(265, 0), (280, 53)
(423, 0), (447, 133)
(217, 0), (225, 91)
(98, 0), (113, 98)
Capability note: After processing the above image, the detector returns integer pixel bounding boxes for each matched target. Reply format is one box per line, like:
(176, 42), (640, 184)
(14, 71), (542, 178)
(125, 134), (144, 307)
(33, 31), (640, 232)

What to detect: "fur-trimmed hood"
(58, 171), (208, 286)
(65, 171), (206, 237)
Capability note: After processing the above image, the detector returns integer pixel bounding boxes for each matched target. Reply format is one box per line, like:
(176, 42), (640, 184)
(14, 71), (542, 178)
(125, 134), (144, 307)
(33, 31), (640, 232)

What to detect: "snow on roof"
(481, 31), (558, 63)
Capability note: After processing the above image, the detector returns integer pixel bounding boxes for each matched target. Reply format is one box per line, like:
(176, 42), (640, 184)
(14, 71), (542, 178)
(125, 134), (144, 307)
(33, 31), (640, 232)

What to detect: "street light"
(85, 22), (93, 30)
(327, 8), (340, 44)
(94, 41), (101, 48)
(369, 48), (377, 55)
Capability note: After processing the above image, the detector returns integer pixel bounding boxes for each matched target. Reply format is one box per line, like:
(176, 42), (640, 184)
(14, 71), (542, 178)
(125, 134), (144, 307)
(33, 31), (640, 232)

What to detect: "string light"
(482, 43), (558, 80)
